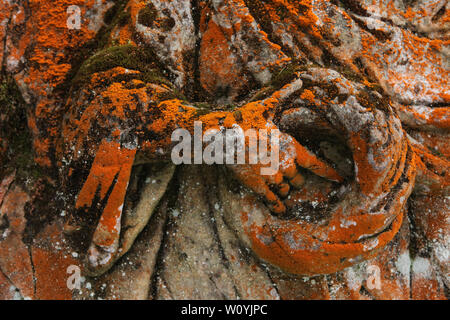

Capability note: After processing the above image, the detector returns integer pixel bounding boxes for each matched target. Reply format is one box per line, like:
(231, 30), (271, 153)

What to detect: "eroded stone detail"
(0, 0), (448, 300)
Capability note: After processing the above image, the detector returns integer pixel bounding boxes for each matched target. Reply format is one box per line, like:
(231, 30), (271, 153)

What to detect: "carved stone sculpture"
(0, 0), (448, 300)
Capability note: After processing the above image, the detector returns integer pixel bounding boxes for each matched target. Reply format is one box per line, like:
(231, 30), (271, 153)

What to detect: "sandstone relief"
(0, 0), (448, 300)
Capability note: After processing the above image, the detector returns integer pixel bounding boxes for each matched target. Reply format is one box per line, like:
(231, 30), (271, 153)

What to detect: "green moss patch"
(72, 44), (171, 89)
(0, 75), (44, 181)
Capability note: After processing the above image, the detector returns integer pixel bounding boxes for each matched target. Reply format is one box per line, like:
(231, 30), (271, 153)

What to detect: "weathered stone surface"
(0, 0), (448, 300)
(0, 183), (34, 299)
(154, 166), (241, 300)
(31, 221), (79, 300)
(75, 193), (167, 300)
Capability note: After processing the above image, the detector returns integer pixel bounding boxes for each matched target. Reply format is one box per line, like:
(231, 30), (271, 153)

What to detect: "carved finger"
(74, 140), (136, 275)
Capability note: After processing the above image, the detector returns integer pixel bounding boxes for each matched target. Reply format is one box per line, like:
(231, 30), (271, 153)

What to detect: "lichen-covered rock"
(0, 0), (448, 300)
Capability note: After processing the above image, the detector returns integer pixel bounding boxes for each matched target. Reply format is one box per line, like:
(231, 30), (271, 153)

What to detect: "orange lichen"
(76, 140), (135, 212)
(241, 200), (405, 275)
(4, 1), (104, 168)
(1, 0), (447, 298)
(300, 89), (316, 104)
(199, 17), (247, 97)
